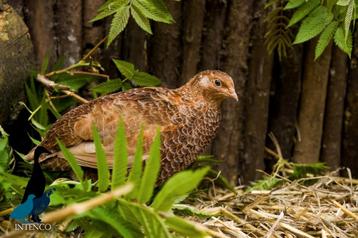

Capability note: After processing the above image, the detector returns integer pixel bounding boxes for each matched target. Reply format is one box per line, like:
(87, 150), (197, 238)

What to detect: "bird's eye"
(214, 79), (222, 87)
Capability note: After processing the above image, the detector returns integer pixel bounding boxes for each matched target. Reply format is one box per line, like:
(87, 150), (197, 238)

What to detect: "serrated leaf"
(91, 79), (122, 95)
(288, 0), (320, 27)
(111, 120), (128, 189)
(92, 125), (110, 192)
(88, 207), (135, 238)
(107, 6), (130, 47)
(315, 21), (338, 59)
(294, 6), (333, 44)
(344, 0), (354, 40)
(132, 0), (174, 24)
(131, 4), (152, 34)
(137, 130), (160, 203)
(334, 27), (353, 57)
(284, 0), (305, 10)
(127, 128), (144, 199)
(152, 167), (209, 212)
(131, 71), (161, 86)
(113, 59), (135, 79)
(164, 215), (208, 238)
(57, 139), (84, 183)
(92, 0), (129, 22)
(337, 0), (351, 6)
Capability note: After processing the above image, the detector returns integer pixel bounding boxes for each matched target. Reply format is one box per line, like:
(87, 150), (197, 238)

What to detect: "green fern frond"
(264, 0), (294, 60)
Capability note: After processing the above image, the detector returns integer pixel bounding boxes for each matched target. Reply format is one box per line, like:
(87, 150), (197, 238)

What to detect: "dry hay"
(177, 173), (358, 238)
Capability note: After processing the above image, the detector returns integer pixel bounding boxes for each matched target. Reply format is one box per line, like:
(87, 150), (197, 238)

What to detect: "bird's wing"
(38, 87), (181, 169)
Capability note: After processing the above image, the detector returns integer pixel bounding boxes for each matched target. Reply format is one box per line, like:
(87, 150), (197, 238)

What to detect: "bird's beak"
(228, 89), (238, 101)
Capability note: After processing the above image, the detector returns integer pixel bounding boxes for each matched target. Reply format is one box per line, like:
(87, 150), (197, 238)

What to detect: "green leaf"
(132, 0), (174, 24)
(131, 4), (152, 34)
(88, 207), (135, 238)
(127, 128), (144, 198)
(334, 26), (353, 57)
(344, 0), (354, 40)
(107, 6), (130, 47)
(91, 79), (123, 95)
(131, 72), (161, 86)
(315, 21), (339, 59)
(288, 0), (320, 27)
(164, 215), (208, 238)
(57, 139), (84, 183)
(113, 59), (135, 79)
(284, 0), (305, 10)
(337, 0), (351, 6)
(293, 6), (334, 44)
(112, 120), (128, 189)
(137, 130), (161, 203)
(92, 125), (110, 192)
(91, 0), (128, 22)
(118, 199), (172, 238)
(152, 167), (209, 212)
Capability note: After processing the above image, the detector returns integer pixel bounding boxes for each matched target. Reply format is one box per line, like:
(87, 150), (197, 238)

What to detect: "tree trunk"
(0, 4), (34, 123)
(268, 48), (302, 159)
(212, 0), (255, 184)
(241, 0), (273, 182)
(82, 0), (105, 51)
(149, 0), (182, 88)
(123, 19), (148, 71)
(24, 0), (56, 65)
(343, 28), (358, 177)
(293, 41), (332, 163)
(55, 0), (83, 66)
(180, 0), (205, 83)
(321, 47), (347, 169)
(200, 0), (227, 70)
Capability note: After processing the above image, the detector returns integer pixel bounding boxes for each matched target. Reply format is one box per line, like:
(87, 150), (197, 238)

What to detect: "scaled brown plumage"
(27, 70), (238, 183)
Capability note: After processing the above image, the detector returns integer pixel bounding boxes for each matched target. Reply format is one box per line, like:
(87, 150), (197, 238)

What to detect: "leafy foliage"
(91, 0), (174, 46)
(265, 0), (294, 60)
(285, 0), (357, 58)
(20, 125), (208, 237)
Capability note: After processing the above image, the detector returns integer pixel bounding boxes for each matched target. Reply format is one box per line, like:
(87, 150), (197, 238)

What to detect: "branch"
(36, 74), (89, 104)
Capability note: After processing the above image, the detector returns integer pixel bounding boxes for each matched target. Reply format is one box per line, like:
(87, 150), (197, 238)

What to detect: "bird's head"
(186, 70), (238, 103)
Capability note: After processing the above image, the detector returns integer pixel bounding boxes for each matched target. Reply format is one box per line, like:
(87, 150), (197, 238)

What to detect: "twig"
(36, 74), (89, 104)
(264, 211), (284, 238)
(331, 200), (358, 221)
(82, 36), (108, 61)
(36, 74), (69, 90)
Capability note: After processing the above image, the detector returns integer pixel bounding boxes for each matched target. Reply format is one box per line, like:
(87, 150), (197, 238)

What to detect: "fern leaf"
(334, 26), (353, 57)
(151, 167), (209, 212)
(107, 6), (130, 47)
(131, 4), (152, 34)
(293, 6), (333, 44)
(315, 21), (338, 59)
(111, 120), (128, 189)
(288, 0), (320, 27)
(344, 0), (355, 40)
(57, 139), (84, 182)
(137, 130), (161, 203)
(132, 0), (174, 24)
(337, 0), (351, 6)
(127, 128), (144, 199)
(284, 0), (305, 10)
(92, 125), (110, 192)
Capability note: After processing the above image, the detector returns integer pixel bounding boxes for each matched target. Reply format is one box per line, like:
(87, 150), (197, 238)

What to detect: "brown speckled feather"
(27, 70), (238, 183)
